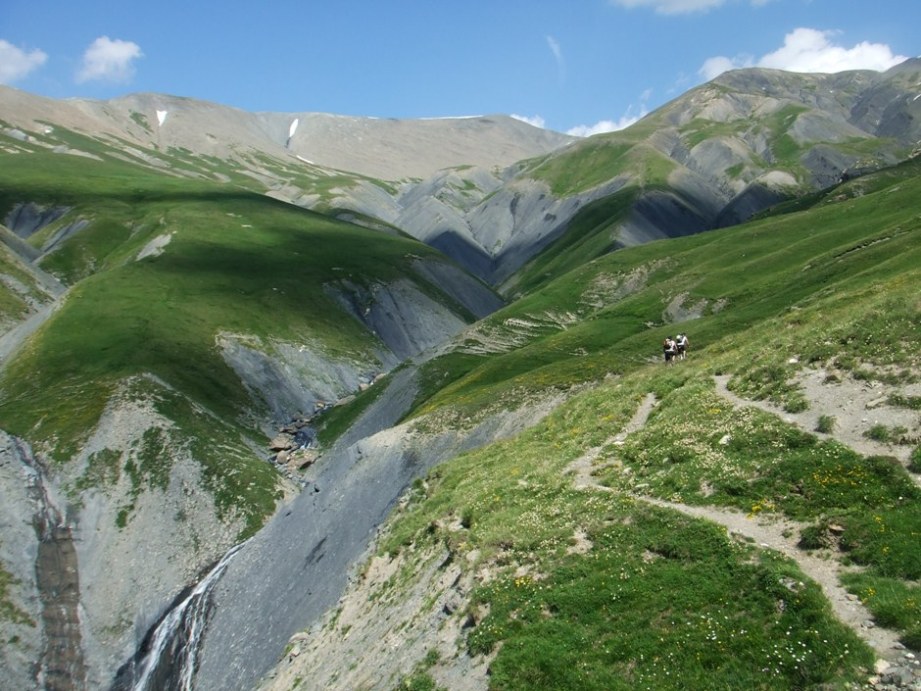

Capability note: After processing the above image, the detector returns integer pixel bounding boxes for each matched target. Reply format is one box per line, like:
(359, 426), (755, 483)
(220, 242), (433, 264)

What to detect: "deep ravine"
(112, 366), (427, 691)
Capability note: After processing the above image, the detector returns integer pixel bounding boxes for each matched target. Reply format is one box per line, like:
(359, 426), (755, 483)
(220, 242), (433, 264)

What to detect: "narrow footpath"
(567, 386), (910, 674)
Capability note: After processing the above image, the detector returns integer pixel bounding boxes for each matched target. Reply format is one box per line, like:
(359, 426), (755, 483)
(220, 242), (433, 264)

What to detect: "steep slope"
(314, 60), (921, 296)
(258, 156), (921, 691)
(495, 59), (921, 294)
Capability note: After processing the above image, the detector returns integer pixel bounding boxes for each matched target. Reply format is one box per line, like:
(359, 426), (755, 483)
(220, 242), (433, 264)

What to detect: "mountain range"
(0, 57), (919, 690)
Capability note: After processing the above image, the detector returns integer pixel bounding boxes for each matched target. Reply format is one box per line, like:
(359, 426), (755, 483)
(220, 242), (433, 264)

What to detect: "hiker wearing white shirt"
(676, 333), (689, 360)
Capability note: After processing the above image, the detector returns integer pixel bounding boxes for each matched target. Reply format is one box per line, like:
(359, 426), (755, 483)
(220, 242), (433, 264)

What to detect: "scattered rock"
(869, 652), (921, 690)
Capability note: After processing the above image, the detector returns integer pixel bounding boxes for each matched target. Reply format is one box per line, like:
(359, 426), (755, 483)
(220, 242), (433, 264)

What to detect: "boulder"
(269, 434), (294, 452)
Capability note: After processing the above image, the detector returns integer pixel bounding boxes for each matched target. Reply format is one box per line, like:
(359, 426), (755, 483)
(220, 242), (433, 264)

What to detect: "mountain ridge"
(4, 60), (919, 294)
(0, 85), (575, 180)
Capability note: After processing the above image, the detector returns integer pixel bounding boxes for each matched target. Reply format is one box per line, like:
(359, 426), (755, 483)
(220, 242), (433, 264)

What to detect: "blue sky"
(2, 0), (919, 136)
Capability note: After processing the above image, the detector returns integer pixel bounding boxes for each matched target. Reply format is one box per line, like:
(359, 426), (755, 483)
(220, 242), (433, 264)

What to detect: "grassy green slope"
(500, 77), (912, 298)
(367, 158), (921, 688)
(410, 157), (921, 418)
(503, 130), (677, 295)
(0, 239), (49, 327)
(0, 148), (467, 534)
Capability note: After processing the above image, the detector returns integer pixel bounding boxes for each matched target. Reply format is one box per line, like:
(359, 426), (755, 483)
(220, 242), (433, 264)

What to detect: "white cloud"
(567, 97), (651, 137)
(76, 36), (143, 84)
(0, 40), (48, 84)
(567, 120), (625, 137)
(612, 0), (724, 13)
(700, 28), (908, 80)
(511, 114), (547, 129)
(758, 28), (907, 73)
(699, 54), (753, 81)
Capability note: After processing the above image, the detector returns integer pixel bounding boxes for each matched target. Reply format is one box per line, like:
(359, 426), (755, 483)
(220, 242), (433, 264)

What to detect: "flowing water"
(111, 540), (249, 691)
(111, 366), (483, 690)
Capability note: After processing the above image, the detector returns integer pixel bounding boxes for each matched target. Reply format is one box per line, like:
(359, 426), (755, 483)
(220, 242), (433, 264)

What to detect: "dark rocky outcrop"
(4, 202), (72, 240)
(0, 434), (86, 691)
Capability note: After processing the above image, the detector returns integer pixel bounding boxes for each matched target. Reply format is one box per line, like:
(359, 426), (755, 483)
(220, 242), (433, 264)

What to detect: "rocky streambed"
(116, 363), (568, 691)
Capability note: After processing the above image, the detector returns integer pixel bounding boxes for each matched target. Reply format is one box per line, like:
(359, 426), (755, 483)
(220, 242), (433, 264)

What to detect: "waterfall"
(113, 540), (249, 691)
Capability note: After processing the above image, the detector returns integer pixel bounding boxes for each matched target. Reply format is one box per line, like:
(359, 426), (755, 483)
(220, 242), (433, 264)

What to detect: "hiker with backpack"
(663, 336), (677, 364)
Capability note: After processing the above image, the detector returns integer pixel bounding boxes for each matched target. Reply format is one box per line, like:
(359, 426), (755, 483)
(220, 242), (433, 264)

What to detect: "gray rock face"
(4, 202), (71, 239)
(0, 433), (45, 691)
(73, 390), (250, 689)
(218, 334), (396, 432)
(409, 258), (505, 319)
(715, 178), (792, 228)
(0, 388), (260, 690)
(393, 173), (633, 285)
(325, 278), (469, 361)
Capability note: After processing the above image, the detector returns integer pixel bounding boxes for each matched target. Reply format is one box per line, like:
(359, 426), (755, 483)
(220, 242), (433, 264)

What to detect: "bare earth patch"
(715, 371), (921, 485)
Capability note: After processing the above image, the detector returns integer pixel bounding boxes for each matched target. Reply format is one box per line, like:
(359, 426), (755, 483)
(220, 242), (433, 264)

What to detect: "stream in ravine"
(112, 367), (428, 691)
(111, 541), (249, 691)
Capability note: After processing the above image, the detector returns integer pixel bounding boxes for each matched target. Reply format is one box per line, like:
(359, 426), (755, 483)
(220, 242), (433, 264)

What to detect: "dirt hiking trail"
(567, 385), (909, 666)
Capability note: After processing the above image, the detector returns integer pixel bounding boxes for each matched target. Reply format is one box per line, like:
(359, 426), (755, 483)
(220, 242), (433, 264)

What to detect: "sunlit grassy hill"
(0, 146), (498, 526)
(500, 61), (921, 297)
(407, 155), (921, 419)
(281, 156), (921, 690)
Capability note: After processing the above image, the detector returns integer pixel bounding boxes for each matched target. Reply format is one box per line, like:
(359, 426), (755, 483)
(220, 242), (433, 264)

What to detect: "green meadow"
(373, 158), (921, 688)
(0, 145), (458, 535)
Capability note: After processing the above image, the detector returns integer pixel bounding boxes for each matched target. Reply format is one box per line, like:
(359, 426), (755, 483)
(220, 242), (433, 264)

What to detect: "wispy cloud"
(0, 40), (48, 84)
(699, 54), (754, 80)
(76, 36), (143, 84)
(546, 35), (565, 83)
(700, 28), (908, 80)
(609, 0), (773, 15)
